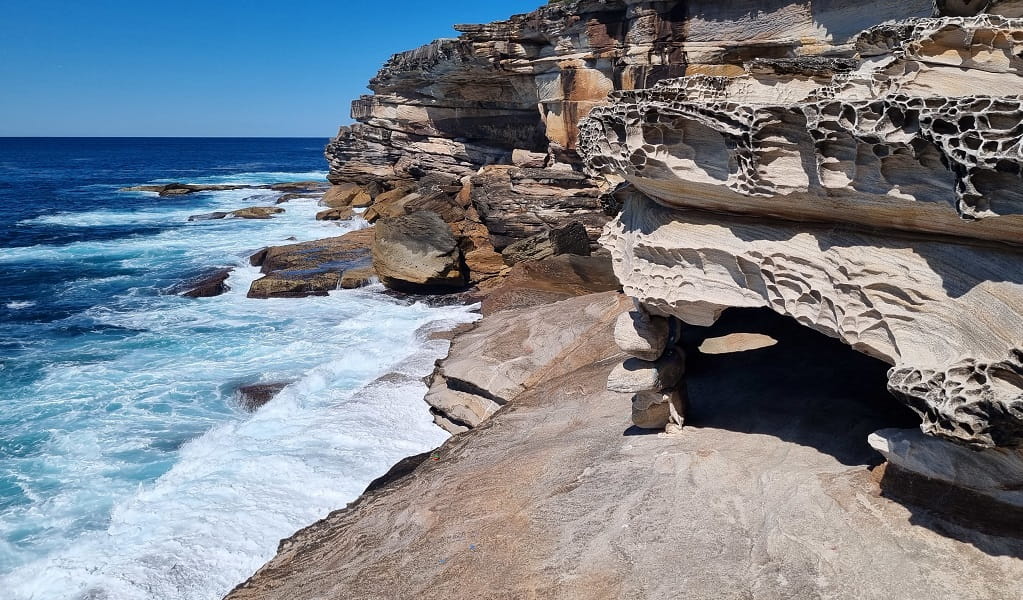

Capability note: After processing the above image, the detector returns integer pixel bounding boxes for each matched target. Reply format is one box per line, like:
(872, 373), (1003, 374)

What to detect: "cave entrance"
(679, 307), (921, 467)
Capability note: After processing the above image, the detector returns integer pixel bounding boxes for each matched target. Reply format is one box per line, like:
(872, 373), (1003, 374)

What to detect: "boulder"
(511, 149), (547, 168)
(364, 192), (414, 223)
(247, 228), (374, 298)
(320, 183), (362, 208)
(631, 389), (685, 430)
(235, 382), (290, 411)
(315, 207), (354, 221)
(371, 211), (466, 293)
(613, 306), (669, 361)
(423, 385), (503, 430)
(351, 190), (374, 208)
(607, 351), (685, 394)
(177, 268), (232, 298)
(229, 206), (284, 219)
(500, 222), (590, 265)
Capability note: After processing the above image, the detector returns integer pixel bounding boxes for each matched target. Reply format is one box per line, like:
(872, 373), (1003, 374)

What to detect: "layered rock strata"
(326, 0), (952, 186)
(583, 13), (1023, 451)
(247, 228), (375, 298)
(425, 292), (628, 433)
(227, 293), (1023, 600)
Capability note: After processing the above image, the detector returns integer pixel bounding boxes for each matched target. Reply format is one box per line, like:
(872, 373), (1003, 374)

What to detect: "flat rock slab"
(247, 228), (375, 298)
(478, 253), (621, 315)
(227, 303), (1023, 600)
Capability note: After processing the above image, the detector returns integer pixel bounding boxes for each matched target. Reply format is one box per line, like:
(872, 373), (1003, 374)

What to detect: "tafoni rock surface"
(576, 2), (1023, 520)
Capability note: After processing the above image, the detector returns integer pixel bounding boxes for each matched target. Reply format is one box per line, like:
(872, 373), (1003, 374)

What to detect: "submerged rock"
(234, 382), (290, 411)
(174, 268), (232, 298)
(187, 211), (229, 222)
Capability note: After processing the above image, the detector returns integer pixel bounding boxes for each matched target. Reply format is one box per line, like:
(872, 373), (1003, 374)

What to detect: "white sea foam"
(4, 301), (35, 310)
(156, 171), (329, 186)
(2, 292), (476, 600)
(0, 175), (478, 599)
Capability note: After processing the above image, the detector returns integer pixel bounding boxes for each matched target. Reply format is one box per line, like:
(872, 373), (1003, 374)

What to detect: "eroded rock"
(607, 351), (685, 394)
(248, 228), (374, 298)
(372, 211), (465, 293)
(583, 14), (1023, 449)
(426, 291), (629, 433)
(613, 305), (669, 361)
(500, 221), (591, 265)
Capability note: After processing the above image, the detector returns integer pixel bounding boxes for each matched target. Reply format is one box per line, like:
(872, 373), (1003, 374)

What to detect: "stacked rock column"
(607, 299), (687, 433)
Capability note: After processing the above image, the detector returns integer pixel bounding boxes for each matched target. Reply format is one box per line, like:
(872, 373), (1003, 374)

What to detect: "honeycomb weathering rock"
(583, 13), (1023, 448)
(580, 15), (1023, 240)
(602, 195), (1023, 447)
(325, 0), (947, 185)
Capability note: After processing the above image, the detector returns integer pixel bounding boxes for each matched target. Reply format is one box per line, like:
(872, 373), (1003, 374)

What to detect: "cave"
(678, 307), (921, 467)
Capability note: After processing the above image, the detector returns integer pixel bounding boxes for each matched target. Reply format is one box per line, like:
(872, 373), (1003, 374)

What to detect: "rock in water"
(234, 382), (290, 411)
(247, 228), (375, 298)
(229, 206), (284, 219)
(187, 211), (228, 222)
(372, 211), (465, 293)
(177, 268), (232, 298)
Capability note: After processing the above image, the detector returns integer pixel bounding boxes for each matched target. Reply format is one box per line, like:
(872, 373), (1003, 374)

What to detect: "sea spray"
(0, 139), (478, 599)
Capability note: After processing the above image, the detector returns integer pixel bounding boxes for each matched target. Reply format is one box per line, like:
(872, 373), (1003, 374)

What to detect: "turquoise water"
(0, 139), (477, 598)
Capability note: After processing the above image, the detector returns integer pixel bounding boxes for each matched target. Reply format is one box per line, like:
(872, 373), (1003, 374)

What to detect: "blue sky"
(0, 0), (544, 137)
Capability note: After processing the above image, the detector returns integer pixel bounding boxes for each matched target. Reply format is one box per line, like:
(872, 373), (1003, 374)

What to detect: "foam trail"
(0, 171), (479, 599)
(2, 295), (477, 600)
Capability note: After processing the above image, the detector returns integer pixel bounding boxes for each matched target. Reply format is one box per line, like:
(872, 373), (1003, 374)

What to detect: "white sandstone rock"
(614, 306), (670, 361)
(607, 351), (685, 394)
(631, 389), (686, 430)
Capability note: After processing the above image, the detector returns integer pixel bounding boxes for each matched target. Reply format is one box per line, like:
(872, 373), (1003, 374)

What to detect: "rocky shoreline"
(221, 0), (1023, 597)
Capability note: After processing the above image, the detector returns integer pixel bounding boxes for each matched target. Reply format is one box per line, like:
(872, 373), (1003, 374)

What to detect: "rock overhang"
(582, 13), (1023, 449)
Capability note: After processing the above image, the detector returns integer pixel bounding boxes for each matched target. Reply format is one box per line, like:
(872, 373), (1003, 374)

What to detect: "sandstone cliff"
(578, 3), (1023, 522)
(227, 1), (1023, 597)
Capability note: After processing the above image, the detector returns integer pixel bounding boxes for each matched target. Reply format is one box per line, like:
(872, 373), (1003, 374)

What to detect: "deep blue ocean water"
(0, 138), (476, 599)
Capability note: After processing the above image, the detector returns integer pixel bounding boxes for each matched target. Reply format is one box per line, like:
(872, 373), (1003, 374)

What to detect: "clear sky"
(0, 0), (545, 137)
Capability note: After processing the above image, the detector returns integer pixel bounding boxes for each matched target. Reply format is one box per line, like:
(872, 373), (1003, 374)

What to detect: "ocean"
(0, 138), (477, 599)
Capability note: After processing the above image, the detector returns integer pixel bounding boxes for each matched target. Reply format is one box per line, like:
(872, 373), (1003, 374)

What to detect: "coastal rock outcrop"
(372, 211), (466, 293)
(500, 221), (590, 265)
(476, 253), (621, 315)
(226, 292), (1023, 600)
(576, 6), (1023, 519)
(248, 227), (375, 298)
(425, 292), (628, 433)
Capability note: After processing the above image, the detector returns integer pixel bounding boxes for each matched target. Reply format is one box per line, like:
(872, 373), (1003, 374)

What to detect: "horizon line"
(0, 135), (333, 139)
